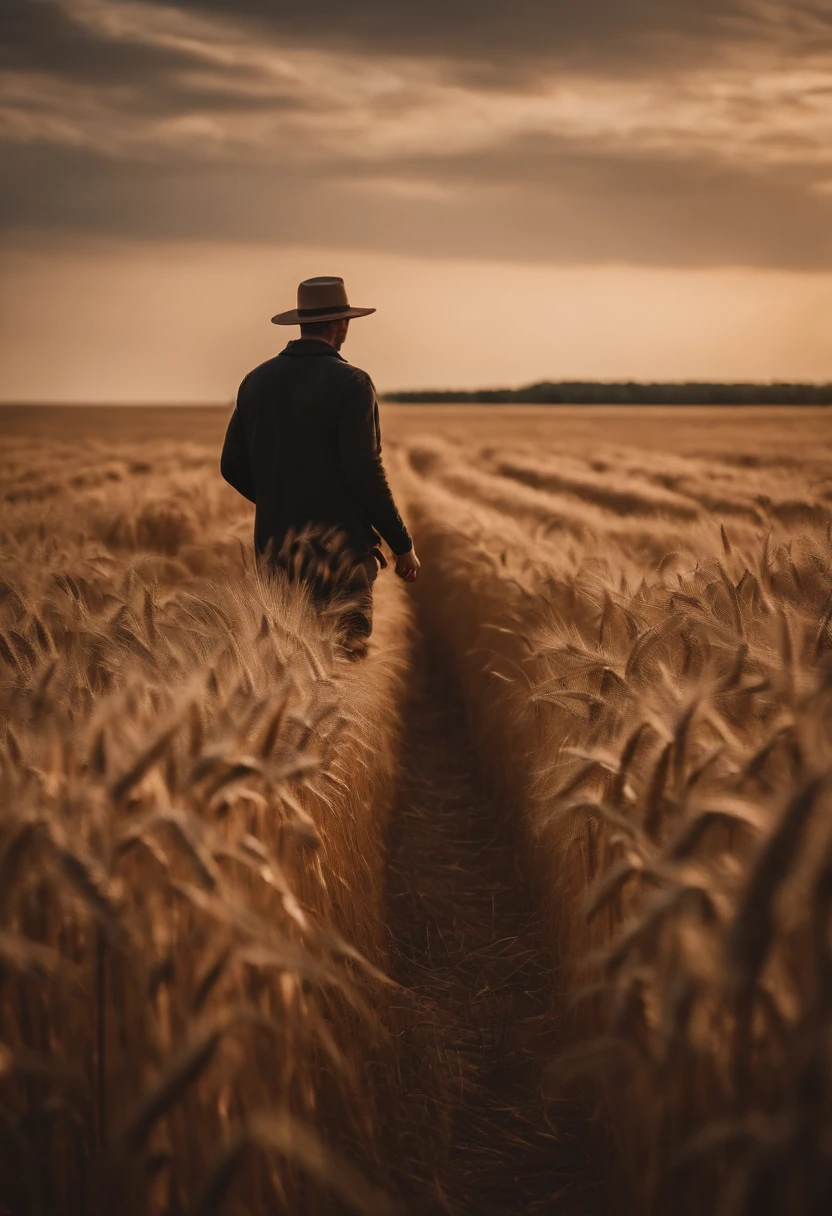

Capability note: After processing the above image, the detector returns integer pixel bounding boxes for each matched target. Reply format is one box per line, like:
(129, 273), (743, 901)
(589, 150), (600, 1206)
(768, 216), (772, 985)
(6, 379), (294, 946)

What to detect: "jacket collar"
(280, 338), (345, 359)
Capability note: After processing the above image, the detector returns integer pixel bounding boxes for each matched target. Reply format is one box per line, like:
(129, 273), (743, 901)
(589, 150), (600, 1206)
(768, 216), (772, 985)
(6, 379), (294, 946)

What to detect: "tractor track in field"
(384, 621), (603, 1215)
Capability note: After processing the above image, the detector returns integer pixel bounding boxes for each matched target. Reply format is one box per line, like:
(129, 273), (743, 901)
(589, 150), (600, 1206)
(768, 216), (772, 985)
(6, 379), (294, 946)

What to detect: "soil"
(385, 624), (604, 1215)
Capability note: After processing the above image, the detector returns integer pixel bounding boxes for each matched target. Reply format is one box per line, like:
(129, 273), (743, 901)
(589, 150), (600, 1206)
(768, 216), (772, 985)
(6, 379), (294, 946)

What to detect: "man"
(220, 276), (419, 655)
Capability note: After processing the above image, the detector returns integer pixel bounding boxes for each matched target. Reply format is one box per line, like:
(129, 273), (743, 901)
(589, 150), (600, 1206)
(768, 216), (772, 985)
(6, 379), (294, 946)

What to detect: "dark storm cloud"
(0, 0), (306, 116)
(0, 0), (198, 84)
(3, 134), (830, 271)
(131, 0), (828, 75)
(4, 0), (826, 92)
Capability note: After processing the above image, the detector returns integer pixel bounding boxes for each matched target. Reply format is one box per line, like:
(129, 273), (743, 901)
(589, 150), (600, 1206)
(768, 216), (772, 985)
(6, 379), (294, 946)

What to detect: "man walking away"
(220, 276), (420, 657)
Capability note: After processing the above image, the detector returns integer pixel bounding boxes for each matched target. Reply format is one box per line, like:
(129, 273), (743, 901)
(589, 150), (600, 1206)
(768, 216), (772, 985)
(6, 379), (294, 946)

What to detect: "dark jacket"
(220, 338), (412, 558)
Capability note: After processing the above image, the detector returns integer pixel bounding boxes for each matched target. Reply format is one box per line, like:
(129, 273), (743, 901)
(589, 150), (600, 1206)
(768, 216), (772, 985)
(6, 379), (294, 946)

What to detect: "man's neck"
(285, 336), (344, 358)
(299, 333), (339, 350)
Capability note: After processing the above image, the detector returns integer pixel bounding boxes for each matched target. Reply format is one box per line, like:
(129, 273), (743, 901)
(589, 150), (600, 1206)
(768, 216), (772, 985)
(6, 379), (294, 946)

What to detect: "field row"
(0, 435), (411, 1214)
(398, 434), (832, 1213)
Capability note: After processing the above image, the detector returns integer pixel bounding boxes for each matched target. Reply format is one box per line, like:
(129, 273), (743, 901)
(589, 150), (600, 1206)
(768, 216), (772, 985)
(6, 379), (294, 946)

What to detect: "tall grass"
(4, 417), (831, 1215)
(400, 439), (832, 1214)
(0, 436), (411, 1215)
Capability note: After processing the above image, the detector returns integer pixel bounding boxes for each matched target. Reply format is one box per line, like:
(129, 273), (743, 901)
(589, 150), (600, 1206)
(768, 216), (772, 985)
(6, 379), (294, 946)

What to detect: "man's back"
(221, 337), (412, 560)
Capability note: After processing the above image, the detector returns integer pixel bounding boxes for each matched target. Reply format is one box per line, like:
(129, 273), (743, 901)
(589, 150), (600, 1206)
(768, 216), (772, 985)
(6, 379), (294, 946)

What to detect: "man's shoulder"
(239, 354), (283, 390)
(338, 361), (376, 396)
(298, 355), (376, 399)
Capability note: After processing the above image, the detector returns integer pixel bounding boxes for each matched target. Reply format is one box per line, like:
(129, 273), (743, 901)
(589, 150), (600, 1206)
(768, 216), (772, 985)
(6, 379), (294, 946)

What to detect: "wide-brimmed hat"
(271, 276), (376, 326)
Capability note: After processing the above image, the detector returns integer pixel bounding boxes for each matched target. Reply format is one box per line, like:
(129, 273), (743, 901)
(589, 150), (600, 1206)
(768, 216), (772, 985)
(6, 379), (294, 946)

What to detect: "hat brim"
(271, 306), (376, 326)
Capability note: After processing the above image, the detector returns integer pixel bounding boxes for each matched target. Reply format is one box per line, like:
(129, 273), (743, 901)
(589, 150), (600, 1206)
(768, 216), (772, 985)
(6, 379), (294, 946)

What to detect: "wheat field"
(1, 403), (830, 1215)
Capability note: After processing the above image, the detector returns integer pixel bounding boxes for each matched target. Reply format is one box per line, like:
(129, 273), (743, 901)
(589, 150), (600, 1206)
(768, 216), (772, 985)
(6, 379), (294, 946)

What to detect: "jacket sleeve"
(220, 401), (256, 504)
(337, 372), (413, 555)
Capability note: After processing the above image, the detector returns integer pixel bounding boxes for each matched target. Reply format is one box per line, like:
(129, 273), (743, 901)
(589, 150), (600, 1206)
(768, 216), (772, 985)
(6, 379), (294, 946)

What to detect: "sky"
(1, 0), (831, 400)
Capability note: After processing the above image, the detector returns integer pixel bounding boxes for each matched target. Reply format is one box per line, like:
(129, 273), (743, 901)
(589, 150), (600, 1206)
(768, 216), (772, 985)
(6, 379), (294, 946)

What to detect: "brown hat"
(271, 276), (376, 326)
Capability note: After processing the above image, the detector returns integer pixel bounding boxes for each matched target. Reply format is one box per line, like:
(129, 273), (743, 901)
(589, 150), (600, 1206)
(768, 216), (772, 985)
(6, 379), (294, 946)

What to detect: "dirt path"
(385, 626), (602, 1215)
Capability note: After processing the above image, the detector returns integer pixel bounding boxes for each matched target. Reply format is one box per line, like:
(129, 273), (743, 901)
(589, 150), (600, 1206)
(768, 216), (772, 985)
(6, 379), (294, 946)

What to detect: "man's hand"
(395, 548), (420, 583)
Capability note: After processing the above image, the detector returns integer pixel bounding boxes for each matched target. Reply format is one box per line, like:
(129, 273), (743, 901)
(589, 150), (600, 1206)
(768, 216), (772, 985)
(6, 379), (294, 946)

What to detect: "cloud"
(3, 131), (829, 271)
(0, 0), (198, 84)
(5, 0), (830, 99)
(0, 0), (830, 271)
(126, 0), (832, 78)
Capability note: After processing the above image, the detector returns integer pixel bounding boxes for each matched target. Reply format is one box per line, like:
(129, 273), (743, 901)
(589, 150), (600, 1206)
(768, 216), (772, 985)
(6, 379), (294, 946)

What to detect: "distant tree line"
(383, 381), (832, 405)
